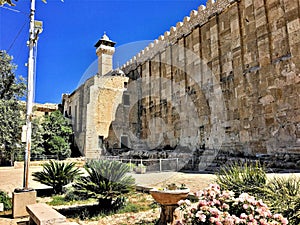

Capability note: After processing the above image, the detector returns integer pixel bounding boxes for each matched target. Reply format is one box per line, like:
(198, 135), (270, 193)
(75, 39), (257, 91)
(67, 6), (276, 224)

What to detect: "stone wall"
(62, 72), (128, 158)
(119, 0), (300, 155)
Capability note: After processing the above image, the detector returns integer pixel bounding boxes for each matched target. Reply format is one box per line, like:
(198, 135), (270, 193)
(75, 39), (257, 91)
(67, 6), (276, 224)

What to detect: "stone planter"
(150, 188), (190, 225)
(135, 166), (146, 174)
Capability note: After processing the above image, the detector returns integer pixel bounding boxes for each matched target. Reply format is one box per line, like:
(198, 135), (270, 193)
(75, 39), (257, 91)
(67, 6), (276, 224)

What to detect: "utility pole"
(24, 0), (41, 190)
(11, 1), (43, 218)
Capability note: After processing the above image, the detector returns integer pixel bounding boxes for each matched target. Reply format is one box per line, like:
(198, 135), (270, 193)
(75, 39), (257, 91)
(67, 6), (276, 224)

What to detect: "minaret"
(94, 33), (116, 76)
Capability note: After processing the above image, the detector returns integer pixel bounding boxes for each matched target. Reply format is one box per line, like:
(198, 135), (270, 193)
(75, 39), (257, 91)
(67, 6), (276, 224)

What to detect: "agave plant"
(73, 159), (135, 208)
(32, 160), (82, 194)
(262, 175), (300, 225)
(215, 161), (267, 198)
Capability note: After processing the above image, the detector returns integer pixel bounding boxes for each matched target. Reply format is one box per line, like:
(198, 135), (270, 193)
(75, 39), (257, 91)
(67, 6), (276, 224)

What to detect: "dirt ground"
(0, 166), (48, 197)
(0, 165), (299, 225)
(0, 165), (215, 225)
(0, 166), (215, 196)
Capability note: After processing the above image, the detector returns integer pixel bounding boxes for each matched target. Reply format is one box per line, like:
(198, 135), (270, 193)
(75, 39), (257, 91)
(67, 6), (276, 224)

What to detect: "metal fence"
(100, 156), (185, 172)
(30, 155), (59, 161)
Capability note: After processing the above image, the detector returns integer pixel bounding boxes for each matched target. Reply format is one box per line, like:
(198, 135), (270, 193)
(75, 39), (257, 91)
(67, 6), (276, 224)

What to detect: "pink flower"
(259, 218), (268, 225)
(222, 190), (235, 199)
(213, 199), (221, 206)
(198, 200), (208, 207)
(281, 217), (289, 225)
(223, 216), (235, 225)
(209, 183), (221, 190)
(195, 190), (204, 197)
(178, 200), (185, 206)
(184, 199), (191, 206)
(209, 208), (220, 216)
(257, 199), (268, 208)
(209, 217), (217, 223)
(177, 184), (288, 225)
(209, 190), (217, 198)
(222, 203), (230, 210)
(240, 213), (248, 219)
(248, 214), (254, 221)
(273, 213), (283, 220)
(195, 212), (206, 222)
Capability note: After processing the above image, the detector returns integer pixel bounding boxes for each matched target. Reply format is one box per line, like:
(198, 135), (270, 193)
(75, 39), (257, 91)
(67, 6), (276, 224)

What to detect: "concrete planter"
(135, 166), (146, 174)
(150, 188), (190, 205)
(150, 188), (190, 225)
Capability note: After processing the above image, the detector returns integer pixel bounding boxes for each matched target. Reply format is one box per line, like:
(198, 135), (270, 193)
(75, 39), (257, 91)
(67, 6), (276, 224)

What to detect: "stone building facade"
(62, 34), (129, 158)
(64, 0), (300, 159)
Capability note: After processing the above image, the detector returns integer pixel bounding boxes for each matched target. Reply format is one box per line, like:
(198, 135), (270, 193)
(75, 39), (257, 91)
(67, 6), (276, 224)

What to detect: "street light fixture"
(23, 0), (42, 190)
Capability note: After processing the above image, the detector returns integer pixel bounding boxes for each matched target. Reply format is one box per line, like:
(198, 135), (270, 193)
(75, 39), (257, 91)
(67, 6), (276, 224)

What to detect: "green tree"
(42, 110), (72, 159)
(31, 117), (45, 157)
(32, 160), (82, 194)
(0, 50), (26, 165)
(0, 0), (15, 6)
(0, 0), (48, 6)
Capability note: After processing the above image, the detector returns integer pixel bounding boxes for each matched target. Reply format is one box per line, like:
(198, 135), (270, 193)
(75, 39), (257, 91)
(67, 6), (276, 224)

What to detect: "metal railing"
(100, 156), (183, 172)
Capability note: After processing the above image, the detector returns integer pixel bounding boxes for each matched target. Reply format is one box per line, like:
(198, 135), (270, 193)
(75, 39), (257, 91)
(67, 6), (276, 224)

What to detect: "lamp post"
(12, 0), (42, 218)
(23, 0), (42, 190)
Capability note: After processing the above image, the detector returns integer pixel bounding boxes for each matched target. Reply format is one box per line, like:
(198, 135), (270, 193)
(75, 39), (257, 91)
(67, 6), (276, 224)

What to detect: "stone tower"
(94, 33), (116, 75)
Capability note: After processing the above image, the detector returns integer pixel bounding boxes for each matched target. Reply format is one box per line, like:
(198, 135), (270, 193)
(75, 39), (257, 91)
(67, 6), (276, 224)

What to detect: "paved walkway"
(1, 165), (299, 195)
(0, 166), (215, 196)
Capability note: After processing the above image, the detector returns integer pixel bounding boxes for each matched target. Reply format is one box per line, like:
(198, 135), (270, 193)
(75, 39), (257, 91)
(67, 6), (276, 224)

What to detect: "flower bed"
(175, 184), (288, 225)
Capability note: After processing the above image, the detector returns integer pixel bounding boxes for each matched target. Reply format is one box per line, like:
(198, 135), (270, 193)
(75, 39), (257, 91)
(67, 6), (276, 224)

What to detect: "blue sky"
(1, 0), (205, 103)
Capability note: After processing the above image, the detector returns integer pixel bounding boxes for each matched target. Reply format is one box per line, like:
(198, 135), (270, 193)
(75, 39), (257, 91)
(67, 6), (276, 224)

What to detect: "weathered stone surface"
(12, 190), (36, 218)
(63, 0), (300, 164)
(26, 203), (66, 225)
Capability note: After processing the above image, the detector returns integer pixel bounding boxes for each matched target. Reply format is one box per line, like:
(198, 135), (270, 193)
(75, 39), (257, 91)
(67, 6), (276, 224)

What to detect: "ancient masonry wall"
(63, 73), (129, 158)
(120, 0), (300, 155)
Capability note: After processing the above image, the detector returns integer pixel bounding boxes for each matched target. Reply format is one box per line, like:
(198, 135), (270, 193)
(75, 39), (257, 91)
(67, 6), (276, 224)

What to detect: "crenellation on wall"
(121, 0), (241, 71)
(64, 0), (299, 160)
(119, 0), (299, 155)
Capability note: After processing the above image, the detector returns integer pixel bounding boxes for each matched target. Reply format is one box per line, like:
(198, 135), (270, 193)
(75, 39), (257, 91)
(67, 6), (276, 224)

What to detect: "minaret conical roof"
(94, 32), (116, 48)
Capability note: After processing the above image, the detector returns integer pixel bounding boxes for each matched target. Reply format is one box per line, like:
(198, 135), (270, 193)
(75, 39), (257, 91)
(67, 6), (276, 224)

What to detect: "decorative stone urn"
(150, 188), (190, 225)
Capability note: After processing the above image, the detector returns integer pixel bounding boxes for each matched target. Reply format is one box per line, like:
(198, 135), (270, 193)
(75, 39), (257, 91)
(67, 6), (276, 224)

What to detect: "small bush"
(32, 160), (82, 194)
(215, 161), (267, 197)
(176, 184), (288, 225)
(48, 195), (66, 206)
(0, 190), (12, 210)
(64, 188), (89, 202)
(262, 175), (300, 225)
(73, 159), (135, 208)
(118, 201), (149, 214)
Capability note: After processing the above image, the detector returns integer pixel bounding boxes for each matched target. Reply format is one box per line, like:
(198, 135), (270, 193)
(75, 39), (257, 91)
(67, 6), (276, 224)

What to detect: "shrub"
(262, 175), (300, 225)
(175, 184), (288, 225)
(64, 188), (89, 201)
(215, 161), (267, 198)
(32, 160), (82, 194)
(0, 190), (12, 210)
(73, 159), (135, 208)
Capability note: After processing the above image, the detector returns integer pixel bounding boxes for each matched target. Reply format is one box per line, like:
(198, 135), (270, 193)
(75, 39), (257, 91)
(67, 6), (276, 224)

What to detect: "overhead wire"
(1, 4), (31, 77)
(0, 5), (28, 15)
(7, 20), (27, 53)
